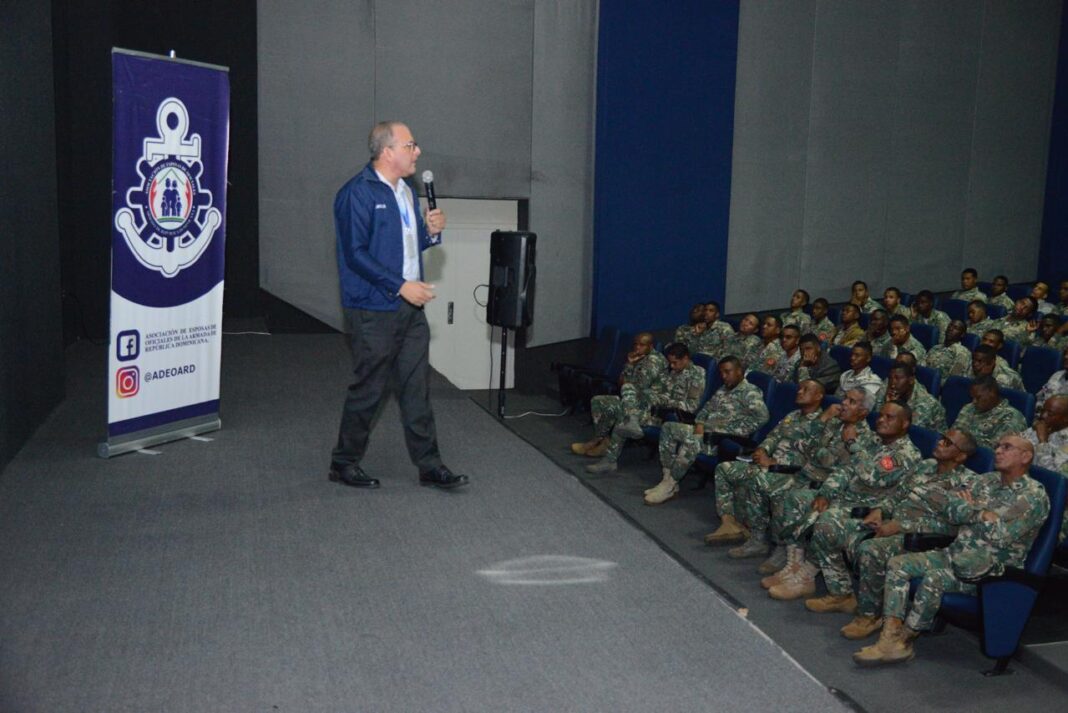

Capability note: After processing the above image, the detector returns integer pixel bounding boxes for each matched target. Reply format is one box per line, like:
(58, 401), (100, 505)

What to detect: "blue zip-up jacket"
(334, 162), (440, 311)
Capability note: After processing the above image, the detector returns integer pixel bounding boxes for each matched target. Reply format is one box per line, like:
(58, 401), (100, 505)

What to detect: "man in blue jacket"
(329, 121), (467, 489)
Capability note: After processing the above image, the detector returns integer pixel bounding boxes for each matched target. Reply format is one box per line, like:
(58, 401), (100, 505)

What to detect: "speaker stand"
(497, 326), (508, 419)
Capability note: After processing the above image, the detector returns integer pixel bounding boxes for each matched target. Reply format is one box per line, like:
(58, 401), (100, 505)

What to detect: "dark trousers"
(332, 302), (442, 472)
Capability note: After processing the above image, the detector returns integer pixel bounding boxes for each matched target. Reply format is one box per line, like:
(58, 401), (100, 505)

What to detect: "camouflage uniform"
(851, 461), (974, 617)
(870, 332), (894, 359)
(952, 399), (1028, 449)
(890, 335), (927, 361)
(674, 324), (701, 350)
(813, 317), (837, 345)
(749, 340), (787, 376)
(776, 420), (879, 545)
(990, 316), (1030, 344)
(1023, 332), (1068, 352)
(737, 411), (825, 535)
(912, 309), (950, 344)
(886, 304), (912, 320)
(809, 436), (922, 596)
(693, 320), (735, 357)
(771, 350), (801, 383)
(922, 343), (972, 384)
(1036, 370), (1068, 410)
(952, 287), (986, 303)
(855, 298), (881, 314)
(873, 381), (947, 432)
(969, 360), (1025, 392)
(882, 471), (1049, 630)
(1052, 303), (1068, 318)
(1021, 426), (1068, 476)
(988, 292), (1015, 312)
(659, 380), (768, 483)
(833, 323), (865, 348)
(836, 367), (884, 399)
(721, 332), (762, 367)
(781, 309), (814, 335)
(966, 317), (998, 337)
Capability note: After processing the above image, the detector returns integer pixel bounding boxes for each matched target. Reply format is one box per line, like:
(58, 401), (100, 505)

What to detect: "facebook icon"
(116, 329), (140, 362)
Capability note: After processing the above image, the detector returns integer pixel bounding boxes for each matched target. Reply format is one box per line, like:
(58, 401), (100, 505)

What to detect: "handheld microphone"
(422, 170), (437, 210)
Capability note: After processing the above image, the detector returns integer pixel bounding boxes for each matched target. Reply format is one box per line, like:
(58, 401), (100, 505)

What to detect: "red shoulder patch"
(880, 456), (895, 471)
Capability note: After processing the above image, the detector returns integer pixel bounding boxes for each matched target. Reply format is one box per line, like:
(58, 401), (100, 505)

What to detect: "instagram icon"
(116, 366), (140, 398)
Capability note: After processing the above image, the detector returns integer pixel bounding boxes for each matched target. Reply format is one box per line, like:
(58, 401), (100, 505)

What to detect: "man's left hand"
(425, 208), (446, 235)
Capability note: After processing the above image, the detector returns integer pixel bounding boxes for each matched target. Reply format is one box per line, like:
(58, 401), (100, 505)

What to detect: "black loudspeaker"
(487, 230), (536, 328)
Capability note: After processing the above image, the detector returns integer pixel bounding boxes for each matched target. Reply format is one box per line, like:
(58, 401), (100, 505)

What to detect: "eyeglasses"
(392, 140), (418, 152)
(939, 434), (966, 452)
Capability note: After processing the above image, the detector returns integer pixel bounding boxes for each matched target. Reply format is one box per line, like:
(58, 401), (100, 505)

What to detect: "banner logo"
(114, 97), (222, 278)
(116, 329), (140, 362)
(116, 366), (141, 398)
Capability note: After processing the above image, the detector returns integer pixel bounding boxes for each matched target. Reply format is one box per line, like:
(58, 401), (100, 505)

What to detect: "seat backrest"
(745, 370), (775, 402)
(977, 281), (992, 295)
(961, 333), (980, 351)
(827, 306), (841, 326)
(999, 340), (1021, 369)
(910, 323), (939, 351)
(986, 304), (1007, 319)
(908, 425), (940, 458)
(870, 355), (893, 380)
(866, 410), (880, 430)
(697, 361), (723, 410)
(900, 292), (914, 306)
(1023, 466), (1068, 576)
(915, 365), (941, 398)
(829, 345), (852, 373)
(821, 394), (842, 410)
(941, 375), (975, 426)
(965, 446), (994, 474)
(1020, 346), (1061, 395)
(723, 315), (741, 331)
(858, 312), (870, 329)
(1000, 387), (1035, 425)
(692, 352), (714, 370)
(938, 298), (969, 324)
(1007, 284), (1031, 301)
(756, 381), (799, 442)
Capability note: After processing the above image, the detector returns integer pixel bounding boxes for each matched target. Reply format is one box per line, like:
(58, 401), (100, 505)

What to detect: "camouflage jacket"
(813, 317), (837, 344)
(758, 409), (824, 466)
(697, 380), (769, 437)
(837, 367), (884, 399)
(832, 323), (865, 348)
(781, 309), (814, 335)
(749, 340), (786, 375)
(969, 359), (1025, 392)
(673, 324), (701, 350)
(991, 316), (1031, 344)
(1037, 370), (1068, 410)
(1023, 332), (1067, 352)
(890, 335), (927, 361)
(855, 298), (881, 314)
(620, 351), (666, 393)
(771, 350), (801, 383)
(878, 460), (975, 535)
(722, 333), (762, 367)
(952, 400), (1028, 449)
(1022, 426), (1068, 477)
(952, 287), (986, 303)
(1052, 303), (1068, 317)
(886, 304), (912, 320)
(648, 361), (705, 414)
(874, 381), (947, 432)
(869, 332), (894, 358)
(819, 435), (922, 507)
(912, 309), (950, 344)
(922, 343), (972, 384)
(967, 317), (998, 337)
(693, 320), (735, 356)
(988, 293), (1015, 312)
(942, 471), (1050, 580)
(802, 419), (878, 484)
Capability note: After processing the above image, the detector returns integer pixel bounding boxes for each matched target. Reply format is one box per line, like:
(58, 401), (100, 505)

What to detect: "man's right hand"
(821, 404), (842, 422)
(812, 496), (830, 513)
(399, 280), (436, 306)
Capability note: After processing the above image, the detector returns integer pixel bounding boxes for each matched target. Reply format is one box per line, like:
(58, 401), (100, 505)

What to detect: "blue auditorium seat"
(870, 355), (893, 380)
(1000, 387), (1035, 426)
(915, 365), (941, 398)
(829, 345), (852, 373)
(941, 376), (974, 426)
(999, 340), (1021, 370)
(938, 298), (969, 324)
(1020, 346), (1061, 395)
(961, 333), (980, 351)
(910, 323), (939, 351)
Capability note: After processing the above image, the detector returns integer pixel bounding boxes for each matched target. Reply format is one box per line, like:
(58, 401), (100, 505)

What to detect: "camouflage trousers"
(658, 421), (713, 481)
(777, 487), (820, 546)
(713, 461), (759, 523)
(743, 468), (808, 542)
(852, 535), (905, 617)
(883, 550), (975, 631)
(591, 384), (652, 461)
(811, 505), (877, 596)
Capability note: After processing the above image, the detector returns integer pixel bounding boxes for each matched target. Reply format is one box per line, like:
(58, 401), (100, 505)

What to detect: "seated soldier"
(882, 287), (911, 319)
(718, 312), (762, 365)
(850, 280), (881, 314)
(987, 274), (1015, 312)
(673, 303), (706, 350)
(715, 380), (827, 565)
(793, 334), (842, 392)
(832, 304), (865, 347)
(952, 375), (1028, 449)
(750, 315), (787, 375)
(583, 342), (705, 473)
(771, 325), (803, 383)
(965, 299), (996, 337)
(764, 389), (880, 600)
(1031, 281), (1055, 313)
(922, 319), (972, 385)
(803, 401), (922, 615)
(1024, 314), (1066, 351)
(888, 315), (927, 361)
(991, 296), (1038, 343)
(1021, 395), (1068, 541)
(648, 356), (769, 504)
(572, 332), (663, 457)
(1036, 345), (1068, 410)
(837, 341), (883, 399)
(866, 309), (893, 358)
(692, 300), (735, 356)
(972, 339), (1024, 391)
(909, 290), (949, 344)
(811, 298), (837, 345)
(951, 268), (986, 303)
(841, 429), (979, 640)
(781, 289), (814, 335)
(874, 362), (946, 431)
(855, 435), (1049, 666)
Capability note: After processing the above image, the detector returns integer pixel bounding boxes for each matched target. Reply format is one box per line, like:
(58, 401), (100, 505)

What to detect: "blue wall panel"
(593, 0), (739, 336)
(1039, 0), (1068, 285)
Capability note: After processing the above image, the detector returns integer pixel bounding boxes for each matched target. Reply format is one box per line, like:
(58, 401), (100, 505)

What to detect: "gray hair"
(848, 387), (876, 412)
(368, 121), (400, 160)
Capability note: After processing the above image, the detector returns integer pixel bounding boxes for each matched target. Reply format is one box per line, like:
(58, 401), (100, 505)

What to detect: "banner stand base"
(98, 414), (221, 458)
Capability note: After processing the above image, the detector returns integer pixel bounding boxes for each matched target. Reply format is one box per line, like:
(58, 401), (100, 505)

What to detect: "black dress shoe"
(329, 464), (380, 488)
(419, 465), (469, 489)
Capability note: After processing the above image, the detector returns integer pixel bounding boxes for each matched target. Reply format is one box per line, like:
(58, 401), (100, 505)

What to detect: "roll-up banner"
(100, 49), (230, 458)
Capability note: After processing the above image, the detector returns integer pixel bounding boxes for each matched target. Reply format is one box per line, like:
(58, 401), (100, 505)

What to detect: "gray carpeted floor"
(1, 335), (849, 712)
(485, 389), (1068, 713)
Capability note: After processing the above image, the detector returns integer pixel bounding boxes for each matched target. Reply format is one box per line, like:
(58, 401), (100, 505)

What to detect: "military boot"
(646, 468), (672, 495)
(644, 474), (679, 505)
(585, 437), (610, 458)
(571, 436), (604, 456)
(704, 515), (748, 545)
(758, 544), (788, 575)
(768, 557), (818, 600)
(761, 544), (801, 589)
(728, 533), (769, 559)
(585, 457), (618, 474)
(841, 614), (883, 640)
(805, 593), (858, 614)
(614, 416), (644, 440)
(852, 617), (915, 667)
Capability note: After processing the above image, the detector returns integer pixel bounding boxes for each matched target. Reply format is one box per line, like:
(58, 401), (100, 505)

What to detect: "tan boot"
(805, 593), (858, 614)
(585, 437), (610, 458)
(853, 617), (915, 667)
(644, 474), (679, 505)
(704, 515), (748, 545)
(841, 614), (883, 640)
(571, 436), (603, 455)
(758, 544), (787, 575)
(646, 468), (671, 495)
(761, 544), (801, 589)
(768, 560), (818, 600)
